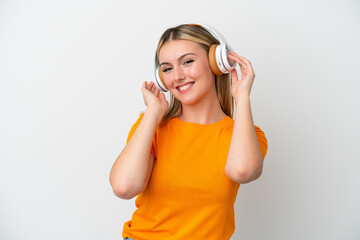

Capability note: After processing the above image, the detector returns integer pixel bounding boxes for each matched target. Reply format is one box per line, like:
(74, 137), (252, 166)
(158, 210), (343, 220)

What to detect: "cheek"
(186, 67), (200, 79)
(190, 62), (214, 84)
(162, 74), (172, 87)
(187, 63), (208, 79)
(162, 74), (173, 87)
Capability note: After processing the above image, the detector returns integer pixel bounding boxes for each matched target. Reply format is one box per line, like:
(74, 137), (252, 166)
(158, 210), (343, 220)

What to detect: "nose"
(174, 67), (186, 82)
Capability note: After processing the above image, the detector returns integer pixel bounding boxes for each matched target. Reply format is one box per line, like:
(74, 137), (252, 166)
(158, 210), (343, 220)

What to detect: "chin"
(176, 95), (200, 106)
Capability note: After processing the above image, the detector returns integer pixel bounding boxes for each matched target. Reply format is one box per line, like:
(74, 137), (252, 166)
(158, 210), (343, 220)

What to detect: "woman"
(110, 23), (268, 240)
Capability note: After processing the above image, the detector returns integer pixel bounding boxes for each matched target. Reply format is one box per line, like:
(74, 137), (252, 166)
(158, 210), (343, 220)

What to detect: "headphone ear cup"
(155, 67), (168, 92)
(158, 68), (164, 84)
(208, 44), (223, 76)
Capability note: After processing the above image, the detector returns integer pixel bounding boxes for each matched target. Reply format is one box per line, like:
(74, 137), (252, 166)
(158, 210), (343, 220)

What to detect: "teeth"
(179, 83), (193, 91)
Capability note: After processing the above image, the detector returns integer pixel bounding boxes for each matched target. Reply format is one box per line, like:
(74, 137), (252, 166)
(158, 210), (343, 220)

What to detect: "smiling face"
(158, 39), (216, 106)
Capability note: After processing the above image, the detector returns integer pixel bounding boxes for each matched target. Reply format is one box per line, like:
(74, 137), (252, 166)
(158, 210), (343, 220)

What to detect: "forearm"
(225, 94), (263, 183)
(110, 106), (162, 196)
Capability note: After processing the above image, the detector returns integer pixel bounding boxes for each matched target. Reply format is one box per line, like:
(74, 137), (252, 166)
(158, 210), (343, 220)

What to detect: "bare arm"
(225, 52), (264, 184)
(225, 95), (263, 184)
(109, 81), (168, 199)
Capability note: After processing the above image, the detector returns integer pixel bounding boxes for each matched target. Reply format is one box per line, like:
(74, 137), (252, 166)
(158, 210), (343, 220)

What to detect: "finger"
(150, 83), (157, 93)
(229, 54), (252, 73)
(146, 81), (154, 90)
(229, 55), (251, 75)
(231, 69), (239, 85)
(228, 54), (248, 67)
(229, 55), (247, 73)
(229, 51), (252, 65)
(152, 83), (158, 93)
(154, 88), (160, 97)
(228, 56), (247, 74)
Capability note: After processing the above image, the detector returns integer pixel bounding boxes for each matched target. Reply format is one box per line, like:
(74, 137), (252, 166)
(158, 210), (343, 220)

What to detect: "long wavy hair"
(155, 24), (234, 125)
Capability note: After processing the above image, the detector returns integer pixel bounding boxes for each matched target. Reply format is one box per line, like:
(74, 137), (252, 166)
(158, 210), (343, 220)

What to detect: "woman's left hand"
(228, 51), (255, 101)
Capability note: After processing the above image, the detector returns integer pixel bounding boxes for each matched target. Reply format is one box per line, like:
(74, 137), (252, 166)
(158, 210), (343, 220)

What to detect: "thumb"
(159, 92), (166, 100)
(141, 81), (147, 92)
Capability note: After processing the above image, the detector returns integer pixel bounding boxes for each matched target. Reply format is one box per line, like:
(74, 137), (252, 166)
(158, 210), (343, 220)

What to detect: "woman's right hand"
(141, 81), (169, 116)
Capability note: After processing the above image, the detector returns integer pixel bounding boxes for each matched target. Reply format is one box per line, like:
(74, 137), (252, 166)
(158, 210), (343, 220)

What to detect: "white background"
(0, 0), (359, 239)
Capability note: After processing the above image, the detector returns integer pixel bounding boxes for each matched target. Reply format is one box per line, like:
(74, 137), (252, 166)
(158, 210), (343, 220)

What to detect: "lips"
(176, 82), (195, 92)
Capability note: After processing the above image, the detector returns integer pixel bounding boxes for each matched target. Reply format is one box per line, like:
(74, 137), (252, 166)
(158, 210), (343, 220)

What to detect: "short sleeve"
(254, 125), (268, 160)
(126, 113), (156, 157)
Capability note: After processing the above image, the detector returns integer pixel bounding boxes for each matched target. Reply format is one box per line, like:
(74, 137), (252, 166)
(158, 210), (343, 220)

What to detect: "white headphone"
(154, 23), (236, 92)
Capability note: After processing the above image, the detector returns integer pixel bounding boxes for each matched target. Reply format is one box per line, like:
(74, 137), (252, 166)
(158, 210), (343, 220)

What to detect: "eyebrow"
(159, 53), (196, 66)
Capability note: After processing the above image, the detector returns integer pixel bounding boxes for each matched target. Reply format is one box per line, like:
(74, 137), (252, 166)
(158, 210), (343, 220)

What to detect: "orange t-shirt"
(122, 114), (268, 240)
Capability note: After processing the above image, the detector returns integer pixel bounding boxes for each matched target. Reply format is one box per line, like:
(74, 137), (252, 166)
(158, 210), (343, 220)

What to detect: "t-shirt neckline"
(173, 115), (232, 127)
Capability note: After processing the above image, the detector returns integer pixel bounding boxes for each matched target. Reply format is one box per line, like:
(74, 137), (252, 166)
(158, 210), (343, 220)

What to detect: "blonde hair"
(155, 24), (234, 125)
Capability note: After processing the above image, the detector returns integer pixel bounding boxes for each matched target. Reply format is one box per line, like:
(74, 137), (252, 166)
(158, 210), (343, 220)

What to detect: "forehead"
(158, 39), (206, 62)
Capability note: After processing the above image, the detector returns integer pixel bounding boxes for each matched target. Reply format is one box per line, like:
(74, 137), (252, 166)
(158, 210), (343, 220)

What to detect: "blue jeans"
(124, 238), (133, 240)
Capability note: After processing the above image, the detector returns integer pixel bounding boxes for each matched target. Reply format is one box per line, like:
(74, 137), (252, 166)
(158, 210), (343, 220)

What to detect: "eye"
(184, 59), (194, 65)
(162, 67), (172, 73)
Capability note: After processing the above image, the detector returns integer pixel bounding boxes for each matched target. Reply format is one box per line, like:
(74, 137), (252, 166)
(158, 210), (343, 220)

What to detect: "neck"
(179, 89), (227, 124)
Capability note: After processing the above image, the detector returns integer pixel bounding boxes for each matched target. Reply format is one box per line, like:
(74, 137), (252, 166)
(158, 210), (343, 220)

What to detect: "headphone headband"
(189, 23), (226, 48)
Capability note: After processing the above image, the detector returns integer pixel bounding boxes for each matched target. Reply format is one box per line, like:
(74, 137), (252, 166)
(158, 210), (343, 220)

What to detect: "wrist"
(146, 105), (166, 122)
(234, 92), (250, 105)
